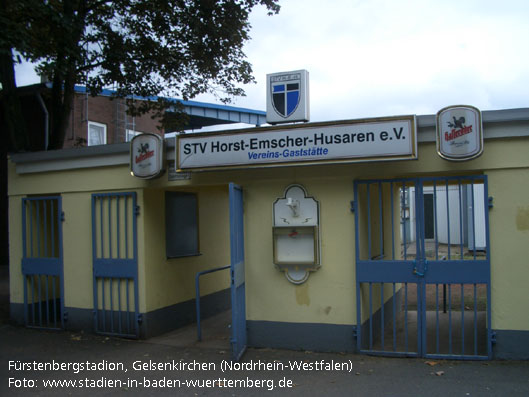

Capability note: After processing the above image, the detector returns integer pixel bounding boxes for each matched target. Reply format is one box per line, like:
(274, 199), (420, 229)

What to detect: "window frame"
(87, 121), (107, 146)
(126, 129), (142, 142)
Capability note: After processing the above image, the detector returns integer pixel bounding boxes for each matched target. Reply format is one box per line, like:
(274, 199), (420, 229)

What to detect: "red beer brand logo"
(444, 116), (472, 142)
(135, 142), (155, 163)
(445, 125), (473, 142)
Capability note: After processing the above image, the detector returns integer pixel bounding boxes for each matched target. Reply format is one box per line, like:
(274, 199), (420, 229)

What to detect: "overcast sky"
(15, 0), (529, 122)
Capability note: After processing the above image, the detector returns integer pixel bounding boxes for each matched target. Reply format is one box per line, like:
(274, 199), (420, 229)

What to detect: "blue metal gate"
(91, 192), (140, 338)
(22, 196), (64, 329)
(229, 183), (247, 361)
(354, 176), (491, 359)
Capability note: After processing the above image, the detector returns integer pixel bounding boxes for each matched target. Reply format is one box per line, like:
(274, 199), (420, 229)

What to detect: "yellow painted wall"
(234, 139), (529, 330)
(9, 190), (144, 310)
(488, 168), (529, 330)
(8, 136), (529, 332)
(141, 186), (230, 312)
(244, 178), (356, 325)
(62, 192), (95, 309)
(8, 196), (24, 304)
(9, 165), (147, 196)
(7, 161), (229, 314)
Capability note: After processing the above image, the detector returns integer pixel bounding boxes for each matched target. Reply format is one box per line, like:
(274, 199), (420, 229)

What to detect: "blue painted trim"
(353, 180), (361, 353)
(73, 85), (266, 116)
(92, 259), (137, 278)
(229, 183), (247, 361)
(247, 320), (357, 353)
(22, 258), (62, 276)
(493, 330), (529, 359)
(91, 194), (98, 334)
(11, 287), (231, 339)
(141, 288), (230, 339)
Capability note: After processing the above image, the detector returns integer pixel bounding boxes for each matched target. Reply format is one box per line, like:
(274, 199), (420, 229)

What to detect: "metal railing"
(195, 265), (230, 341)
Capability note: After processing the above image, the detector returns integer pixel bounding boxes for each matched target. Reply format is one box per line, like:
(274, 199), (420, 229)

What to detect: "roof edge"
(10, 108), (529, 174)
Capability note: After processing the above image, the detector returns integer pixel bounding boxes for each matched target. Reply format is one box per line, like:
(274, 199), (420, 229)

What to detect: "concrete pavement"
(1, 320), (529, 396)
(1, 266), (528, 396)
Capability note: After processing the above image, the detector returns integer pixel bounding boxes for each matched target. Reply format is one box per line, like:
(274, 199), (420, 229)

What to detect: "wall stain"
(323, 306), (332, 315)
(295, 282), (310, 306)
(516, 207), (529, 231)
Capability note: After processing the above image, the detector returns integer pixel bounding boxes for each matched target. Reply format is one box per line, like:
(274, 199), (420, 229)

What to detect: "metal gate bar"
(195, 265), (230, 341)
(22, 196), (64, 330)
(92, 192), (139, 338)
(358, 281), (420, 357)
(354, 176), (491, 359)
(425, 282), (488, 358)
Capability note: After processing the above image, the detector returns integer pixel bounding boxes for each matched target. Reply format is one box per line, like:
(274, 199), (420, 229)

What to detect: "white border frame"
(87, 121), (107, 146)
(436, 105), (483, 161)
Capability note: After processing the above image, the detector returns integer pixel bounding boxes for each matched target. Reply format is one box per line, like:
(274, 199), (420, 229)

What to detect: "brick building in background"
(12, 83), (266, 151)
(64, 87), (160, 149)
(2, 82), (265, 267)
(5, 83), (162, 152)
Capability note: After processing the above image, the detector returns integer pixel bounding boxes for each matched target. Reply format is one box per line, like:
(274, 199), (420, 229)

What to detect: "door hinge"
(135, 205), (140, 216)
(488, 196), (494, 209)
(61, 211), (65, 222)
(352, 325), (358, 339)
(137, 313), (143, 324)
(491, 330), (497, 344)
(350, 201), (355, 213)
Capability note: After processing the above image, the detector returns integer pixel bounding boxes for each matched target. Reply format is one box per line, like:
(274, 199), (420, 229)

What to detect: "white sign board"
(266, 70), (309, 124)
(177, 116), (417, 171)
(436, 105), (483, 161)
(130, 133), (164, 179)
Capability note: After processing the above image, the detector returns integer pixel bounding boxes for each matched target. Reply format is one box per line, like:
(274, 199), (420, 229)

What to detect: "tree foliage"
(1, 0), (280, 150)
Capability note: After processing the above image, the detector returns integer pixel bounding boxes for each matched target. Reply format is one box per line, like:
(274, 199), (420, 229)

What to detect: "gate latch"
(413, 259), (428, 277)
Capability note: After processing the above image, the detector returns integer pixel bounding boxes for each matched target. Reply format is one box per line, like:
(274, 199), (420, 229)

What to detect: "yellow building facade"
(8, 109), (529, 359)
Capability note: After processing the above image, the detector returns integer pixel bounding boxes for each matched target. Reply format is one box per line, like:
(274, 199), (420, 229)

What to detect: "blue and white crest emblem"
(270, 73), (301, 118)
(266, 69), (309, 124)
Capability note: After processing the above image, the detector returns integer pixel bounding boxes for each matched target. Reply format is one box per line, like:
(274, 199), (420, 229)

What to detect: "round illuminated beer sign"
(436, 105), (483, 161)
(130, 133), (165, 179)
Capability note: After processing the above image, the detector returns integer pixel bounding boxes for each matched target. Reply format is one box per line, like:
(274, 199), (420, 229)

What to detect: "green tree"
(1, 0), (280, 150)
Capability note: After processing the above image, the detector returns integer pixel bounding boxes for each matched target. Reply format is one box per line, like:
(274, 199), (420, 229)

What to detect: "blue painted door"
(354, 176), (491, 359)
(229, 183), (247, 361)
(22, 196), (64, 329)
(91, 192), (140, 338)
